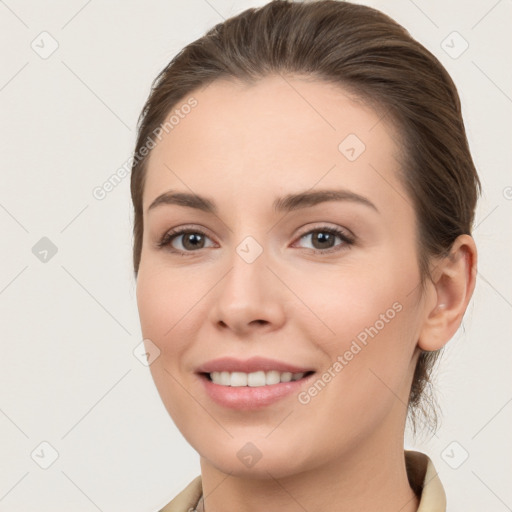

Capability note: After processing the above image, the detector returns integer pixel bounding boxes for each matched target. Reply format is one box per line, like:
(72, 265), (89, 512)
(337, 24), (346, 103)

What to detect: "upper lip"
(196, 356), (315, 374)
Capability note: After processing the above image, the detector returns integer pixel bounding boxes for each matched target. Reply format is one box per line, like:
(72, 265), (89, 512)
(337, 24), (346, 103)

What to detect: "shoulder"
(405, 450), (447, 512)
(158, 475), (202, 512)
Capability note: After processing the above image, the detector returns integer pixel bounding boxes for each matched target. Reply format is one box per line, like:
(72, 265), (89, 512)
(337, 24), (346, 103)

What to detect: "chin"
(198, 440), (311, 480)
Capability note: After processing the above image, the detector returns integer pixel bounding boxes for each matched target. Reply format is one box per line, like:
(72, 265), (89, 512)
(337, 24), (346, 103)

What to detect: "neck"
(197, 432), (419, 512)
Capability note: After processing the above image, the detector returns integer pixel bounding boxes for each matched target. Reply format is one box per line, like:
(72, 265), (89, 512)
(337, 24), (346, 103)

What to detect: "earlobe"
(417, 234), (477, 352)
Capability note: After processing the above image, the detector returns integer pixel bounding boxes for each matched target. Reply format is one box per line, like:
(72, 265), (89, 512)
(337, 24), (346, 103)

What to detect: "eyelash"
(157, 225), (355, 256)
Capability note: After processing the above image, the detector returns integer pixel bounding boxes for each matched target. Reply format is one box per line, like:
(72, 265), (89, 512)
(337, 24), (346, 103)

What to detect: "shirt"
(158, 449), (446, 512)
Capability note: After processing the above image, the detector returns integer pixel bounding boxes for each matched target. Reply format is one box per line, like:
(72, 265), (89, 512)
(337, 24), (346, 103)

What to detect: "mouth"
(200, 370), (316, 387)
(197, 369), (317, 409)
(195, 356), (317, 408)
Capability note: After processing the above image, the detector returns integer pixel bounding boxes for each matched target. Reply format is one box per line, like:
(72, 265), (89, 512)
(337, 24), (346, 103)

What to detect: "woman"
(130, 1), (480, 510)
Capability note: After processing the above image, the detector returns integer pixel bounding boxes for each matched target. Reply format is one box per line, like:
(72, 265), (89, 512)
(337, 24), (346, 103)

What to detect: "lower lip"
(198, 372), (316, 409)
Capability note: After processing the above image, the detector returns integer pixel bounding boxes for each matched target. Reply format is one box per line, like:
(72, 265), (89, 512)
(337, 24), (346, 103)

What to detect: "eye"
(157, 224), (355, 255)
(157, 227), (216, 253)
(293, 226), (355, 254)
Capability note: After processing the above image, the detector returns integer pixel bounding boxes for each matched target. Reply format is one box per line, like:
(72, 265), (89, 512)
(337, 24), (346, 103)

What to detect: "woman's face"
(136, 75), (429, 477)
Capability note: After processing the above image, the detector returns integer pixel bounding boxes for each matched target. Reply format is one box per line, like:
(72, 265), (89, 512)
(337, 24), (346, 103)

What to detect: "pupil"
(184, 233), (204, 250)
(314, 232), (333, 249)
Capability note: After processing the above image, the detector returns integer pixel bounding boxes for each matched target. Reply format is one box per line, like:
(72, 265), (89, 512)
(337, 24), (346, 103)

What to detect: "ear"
(418, 234), (478, 351)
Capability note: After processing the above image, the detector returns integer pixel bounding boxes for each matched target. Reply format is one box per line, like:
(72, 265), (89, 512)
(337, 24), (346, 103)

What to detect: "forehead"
(142, 74), (406, 214)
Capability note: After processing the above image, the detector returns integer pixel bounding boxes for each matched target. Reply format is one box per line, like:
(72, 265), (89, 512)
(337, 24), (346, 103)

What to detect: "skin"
(136, 75), (477, 512)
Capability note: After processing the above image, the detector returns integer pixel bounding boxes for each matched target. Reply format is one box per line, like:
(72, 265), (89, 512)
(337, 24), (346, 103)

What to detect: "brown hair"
(130, 0), (481, 435)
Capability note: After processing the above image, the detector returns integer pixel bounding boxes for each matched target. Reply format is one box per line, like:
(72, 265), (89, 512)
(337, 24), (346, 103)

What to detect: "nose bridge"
(223, 235), (271, 307)
(209, 232), (286, 333)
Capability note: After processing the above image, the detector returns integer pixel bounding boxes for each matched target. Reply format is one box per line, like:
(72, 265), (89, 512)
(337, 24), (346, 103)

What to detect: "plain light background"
(0, 0), (510, 511)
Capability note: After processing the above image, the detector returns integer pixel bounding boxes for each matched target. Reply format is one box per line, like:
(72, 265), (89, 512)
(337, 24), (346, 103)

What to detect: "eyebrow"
(147, 188), (379, 214)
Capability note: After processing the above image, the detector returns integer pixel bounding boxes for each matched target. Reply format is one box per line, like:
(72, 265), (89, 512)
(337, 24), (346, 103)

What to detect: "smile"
(206, 370), (315, 387)
(198, 370), (317, 409)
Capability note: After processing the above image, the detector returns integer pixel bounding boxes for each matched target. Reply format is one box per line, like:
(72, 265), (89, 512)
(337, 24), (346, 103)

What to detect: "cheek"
(136, 263), (204, 345)
(294, 257), (413, 342)
(135, 263), (216, 413)
(295, 290), (421, 451)
(136, 269), (203, 425)
(295, 251), (421, 390)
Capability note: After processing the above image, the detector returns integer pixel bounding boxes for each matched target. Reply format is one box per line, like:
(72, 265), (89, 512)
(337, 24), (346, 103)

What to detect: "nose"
(208, 244), (286, 337)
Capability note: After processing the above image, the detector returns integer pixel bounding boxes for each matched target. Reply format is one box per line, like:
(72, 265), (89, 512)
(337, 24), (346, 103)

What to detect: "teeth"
(209, 370), (307, 387)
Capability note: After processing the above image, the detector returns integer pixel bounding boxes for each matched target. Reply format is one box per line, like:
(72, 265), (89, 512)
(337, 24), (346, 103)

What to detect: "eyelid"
(291, 224), (355, 254)
(294, 222), (355, 242)
(156, 224), (217, 251)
